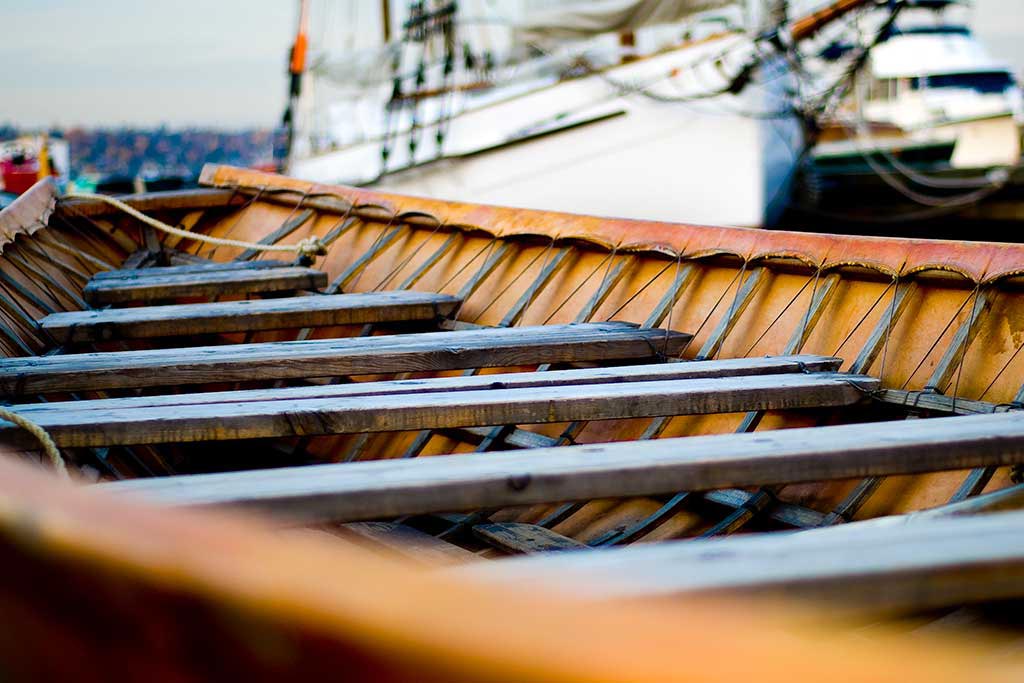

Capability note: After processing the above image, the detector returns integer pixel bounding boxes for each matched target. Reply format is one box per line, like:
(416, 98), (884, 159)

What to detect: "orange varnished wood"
(0, 456), (1020, 682)
(5, 174), (1024, 676)
(181, 166), (1024, 518)
(201, 164), (1024, 283)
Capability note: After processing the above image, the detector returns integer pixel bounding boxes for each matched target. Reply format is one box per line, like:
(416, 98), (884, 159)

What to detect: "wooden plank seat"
(458, 507), (1024, 615)
(1, 371), (871, 448)
(97, 410), (1024, 525)
(84, 264), (328, 305)
(0, 322), (689, 395)
(0, 368), (872, 448)
(9, 355), (841, 416)
(40, 291), (461, 343)
(90, 260), (296, 280)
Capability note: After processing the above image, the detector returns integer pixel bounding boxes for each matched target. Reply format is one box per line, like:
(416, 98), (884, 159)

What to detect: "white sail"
(516, 0), (737, 44)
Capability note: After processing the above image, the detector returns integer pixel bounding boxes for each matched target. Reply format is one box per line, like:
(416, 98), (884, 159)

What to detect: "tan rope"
(0, 407), (67, 478)
(62, 192), (327, 258)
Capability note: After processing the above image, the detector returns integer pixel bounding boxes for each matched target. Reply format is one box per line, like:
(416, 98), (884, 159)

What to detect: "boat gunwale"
(197, 164), (1024, 286)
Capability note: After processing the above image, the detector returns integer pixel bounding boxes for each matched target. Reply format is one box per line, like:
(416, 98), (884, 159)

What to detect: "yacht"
(806, 0), (1024, 219)
(284, 0), (875, 227)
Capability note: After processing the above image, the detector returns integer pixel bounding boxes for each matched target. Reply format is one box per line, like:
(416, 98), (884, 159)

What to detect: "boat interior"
(3, 164), (1024, 679)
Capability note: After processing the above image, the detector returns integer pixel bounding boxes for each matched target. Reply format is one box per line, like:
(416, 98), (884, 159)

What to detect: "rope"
(0, 407), (67, 478)
(61, 192), (327, 259)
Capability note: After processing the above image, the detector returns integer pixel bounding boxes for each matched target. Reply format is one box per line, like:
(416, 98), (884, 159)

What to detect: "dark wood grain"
(40, 291), (460, 342)
(97, 411), (1023, 525)
(0, 373), (873, 447)
(84, 266), (328, 305)
(92, 259), (295, 281)
(0, 322), (688, 394)
(11, 355), (840, 418)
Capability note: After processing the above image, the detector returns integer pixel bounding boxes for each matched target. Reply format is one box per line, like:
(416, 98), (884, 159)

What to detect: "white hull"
(289, 37), (803, 227)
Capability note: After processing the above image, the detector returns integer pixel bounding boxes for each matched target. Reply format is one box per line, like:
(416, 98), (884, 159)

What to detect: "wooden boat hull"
(3, 167), (1024, 678)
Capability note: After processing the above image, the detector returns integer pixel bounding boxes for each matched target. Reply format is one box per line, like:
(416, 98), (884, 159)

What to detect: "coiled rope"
(0, 407), (67, 478)
(62, 192), (328, 258)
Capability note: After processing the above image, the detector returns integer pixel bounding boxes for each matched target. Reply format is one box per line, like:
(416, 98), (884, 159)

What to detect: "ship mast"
(791, 0), (873, 41)
(282, 0), (310, 170)
(381, 0), (392, 44)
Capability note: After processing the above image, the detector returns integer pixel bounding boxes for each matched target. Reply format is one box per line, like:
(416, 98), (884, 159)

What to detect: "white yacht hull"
(289, 38), (803, 227)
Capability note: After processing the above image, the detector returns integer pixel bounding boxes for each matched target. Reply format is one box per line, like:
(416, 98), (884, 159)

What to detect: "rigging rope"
(0, 407), (67, 478)
(61, 193), (328, 259)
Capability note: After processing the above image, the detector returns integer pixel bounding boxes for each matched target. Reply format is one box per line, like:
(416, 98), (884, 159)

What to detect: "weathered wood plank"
(40, 291), (460, 343)
(0, 373), (874, 447)
(473, 523), (587, 554)
(460, 507), (1024, 615)
(10, 355), (841, 418)
(872, 389), (1016, 416)
(0, 322), (688, 395)
(115, 384), (1024, 532)
(84, 266), (328, 305)
(93, 259), (295, 281)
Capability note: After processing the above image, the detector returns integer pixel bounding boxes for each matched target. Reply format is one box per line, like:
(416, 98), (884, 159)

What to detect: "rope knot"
(296, 237), (327, 257)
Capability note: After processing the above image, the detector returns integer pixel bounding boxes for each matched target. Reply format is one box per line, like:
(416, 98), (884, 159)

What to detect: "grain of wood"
(108, 377), (1024, 532)
(40, 291), (460, 342)
(0, 322), (687, 394)
(459, 506), (1024, 615)
(11, 355), (840, 418)
(84, 266), (328, 305)
(0, 373), (873, 447)
(92, 259), (295, 280)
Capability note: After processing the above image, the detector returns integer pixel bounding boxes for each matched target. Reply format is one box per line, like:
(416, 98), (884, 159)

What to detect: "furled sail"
(515, 0), (737, 43)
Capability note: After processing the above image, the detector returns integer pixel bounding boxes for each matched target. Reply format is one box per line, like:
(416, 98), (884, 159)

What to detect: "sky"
(2, 0), (1022, 130)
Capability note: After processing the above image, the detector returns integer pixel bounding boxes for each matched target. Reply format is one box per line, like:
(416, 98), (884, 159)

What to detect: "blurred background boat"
(283, 0), (1024, 230)
(284, 0), (878, 227)
(0, 135), (69, 208)
(789, 0), (1024, 232)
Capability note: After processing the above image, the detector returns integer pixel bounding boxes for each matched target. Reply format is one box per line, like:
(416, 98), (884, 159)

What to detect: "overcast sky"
(2, 0), (1022, 129)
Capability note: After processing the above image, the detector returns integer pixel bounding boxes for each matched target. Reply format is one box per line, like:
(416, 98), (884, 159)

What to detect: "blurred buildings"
(0, 125), (282, 188)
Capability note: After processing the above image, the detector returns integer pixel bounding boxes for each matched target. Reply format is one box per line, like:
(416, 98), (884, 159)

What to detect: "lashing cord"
(6, 189), (334, 480)
(62, 192), (328, 259)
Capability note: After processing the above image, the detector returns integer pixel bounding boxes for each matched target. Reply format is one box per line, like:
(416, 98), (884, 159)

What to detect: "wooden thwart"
(92, 260), (295, 280)
(0, 373), (872, 447)
(40, 291), (460, 343)
(84, 265), (327, 305)
(10, 355), (841, 418)
(461, 508), (1024, 615)
(0, 322), (688, 395)
(109, 387), (1019, 531)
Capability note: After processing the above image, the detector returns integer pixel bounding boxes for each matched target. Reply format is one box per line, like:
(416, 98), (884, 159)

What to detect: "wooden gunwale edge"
(4, 454), (1020, 682)
(197, 165), (1024, 286)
